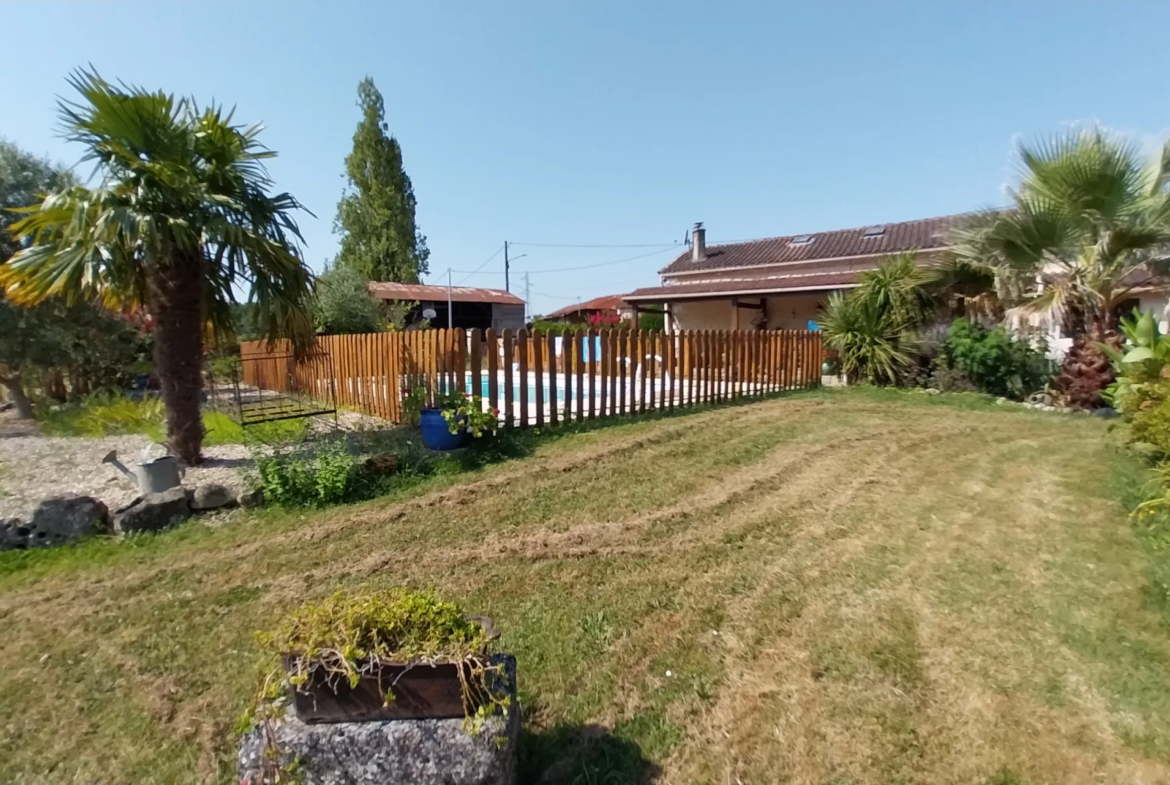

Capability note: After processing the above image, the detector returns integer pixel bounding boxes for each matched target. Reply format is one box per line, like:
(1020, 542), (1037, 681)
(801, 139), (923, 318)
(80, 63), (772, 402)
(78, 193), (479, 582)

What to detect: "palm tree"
(948, 128), (1170, 341)
(1, 70), (315, 463)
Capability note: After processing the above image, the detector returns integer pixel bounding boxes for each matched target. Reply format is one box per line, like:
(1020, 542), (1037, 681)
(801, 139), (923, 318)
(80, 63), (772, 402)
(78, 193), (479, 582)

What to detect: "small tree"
(0, 141), (77, 416)
(334, 78), (429, 283)
(0, 301), (65, 417)
(314, 265), (384, 335)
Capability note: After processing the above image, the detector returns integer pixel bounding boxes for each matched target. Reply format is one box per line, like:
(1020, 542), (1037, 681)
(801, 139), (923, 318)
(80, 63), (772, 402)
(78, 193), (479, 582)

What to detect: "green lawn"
(2, 389), (1169, 784)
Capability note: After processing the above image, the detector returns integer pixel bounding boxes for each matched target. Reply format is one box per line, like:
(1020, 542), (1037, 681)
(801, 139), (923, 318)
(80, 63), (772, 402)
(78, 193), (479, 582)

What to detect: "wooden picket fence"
(239, 328), (822, 427)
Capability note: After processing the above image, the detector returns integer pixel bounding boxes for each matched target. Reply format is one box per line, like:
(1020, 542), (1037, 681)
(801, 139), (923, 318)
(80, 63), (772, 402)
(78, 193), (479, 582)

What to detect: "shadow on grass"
(520, 722), (660, 785)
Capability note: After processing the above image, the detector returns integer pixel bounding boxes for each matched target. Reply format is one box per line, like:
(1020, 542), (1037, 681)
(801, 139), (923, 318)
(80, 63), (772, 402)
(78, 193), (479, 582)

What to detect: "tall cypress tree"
(334, 78), (429, 282)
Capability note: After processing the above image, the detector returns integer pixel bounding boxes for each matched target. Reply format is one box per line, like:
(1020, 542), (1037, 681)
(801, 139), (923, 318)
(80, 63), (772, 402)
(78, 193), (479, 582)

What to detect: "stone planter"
(240, 654), (519, 785)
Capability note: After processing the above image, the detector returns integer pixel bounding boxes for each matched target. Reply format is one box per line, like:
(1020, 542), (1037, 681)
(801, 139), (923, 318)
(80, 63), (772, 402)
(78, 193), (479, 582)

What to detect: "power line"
(516, 246), (679, 274)
(454, 244), (505, 286)
(510, 241), (682, 249)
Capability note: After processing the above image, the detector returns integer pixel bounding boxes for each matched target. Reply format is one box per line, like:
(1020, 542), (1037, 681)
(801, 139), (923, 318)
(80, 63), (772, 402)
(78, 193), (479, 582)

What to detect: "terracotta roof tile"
(545, 294), (626, 319)
(661, 213), (965, 276)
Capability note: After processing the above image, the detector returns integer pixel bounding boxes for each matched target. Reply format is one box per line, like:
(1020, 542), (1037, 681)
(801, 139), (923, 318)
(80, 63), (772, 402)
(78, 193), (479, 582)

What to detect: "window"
(862, 225), (885, 238)
(789, 234), (814, 246)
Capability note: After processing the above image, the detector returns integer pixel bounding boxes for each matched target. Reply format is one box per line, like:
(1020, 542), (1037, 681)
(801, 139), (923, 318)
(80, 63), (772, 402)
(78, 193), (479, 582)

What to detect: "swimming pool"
(452, 372), (657, 406)
(466, 373), (567, 404)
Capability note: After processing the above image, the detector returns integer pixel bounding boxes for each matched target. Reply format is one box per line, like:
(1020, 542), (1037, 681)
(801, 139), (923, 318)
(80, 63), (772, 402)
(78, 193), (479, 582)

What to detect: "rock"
(1092, 407), (1119, 418)
(996, 397), (1008, 405)
(1027, 392), (1055, 407)
(239, 655), (520, 785)
(361, 453), (400, 477)
(114, 487), (192, 534)
(239, 488), (265, 509)
(924, 388), (941, 395)
(190, 483), (236, 511)
(0, 401), (12, 413)
(0, 518), (26, 551)
(15, 495), (112, 549)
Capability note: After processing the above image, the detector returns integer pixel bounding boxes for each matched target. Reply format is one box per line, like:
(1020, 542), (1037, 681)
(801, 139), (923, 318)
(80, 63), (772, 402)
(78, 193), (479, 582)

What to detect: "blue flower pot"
(420, 408), (466, 451)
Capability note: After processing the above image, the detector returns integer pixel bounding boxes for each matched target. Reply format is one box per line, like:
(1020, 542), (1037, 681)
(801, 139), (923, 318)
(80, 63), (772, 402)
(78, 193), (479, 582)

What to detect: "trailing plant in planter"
(443, 394), (499, 438)
(245, 588), (511, 783)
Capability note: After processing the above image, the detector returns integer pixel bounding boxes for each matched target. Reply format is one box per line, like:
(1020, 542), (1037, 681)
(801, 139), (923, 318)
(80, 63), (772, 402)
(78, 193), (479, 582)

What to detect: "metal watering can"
(102, 449), (185, 494)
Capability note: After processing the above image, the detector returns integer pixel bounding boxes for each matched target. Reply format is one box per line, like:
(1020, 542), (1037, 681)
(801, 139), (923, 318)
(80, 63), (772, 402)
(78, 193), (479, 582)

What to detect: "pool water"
(468, 376), (566, 404)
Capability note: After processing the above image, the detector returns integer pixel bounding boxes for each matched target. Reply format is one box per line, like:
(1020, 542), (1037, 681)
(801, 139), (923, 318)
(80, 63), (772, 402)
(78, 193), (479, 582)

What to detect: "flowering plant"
(587, 310), (621, 327)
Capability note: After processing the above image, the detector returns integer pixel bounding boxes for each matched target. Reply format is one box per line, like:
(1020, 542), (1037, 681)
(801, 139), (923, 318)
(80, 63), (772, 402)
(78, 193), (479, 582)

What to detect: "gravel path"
(0, 413), (253, 521)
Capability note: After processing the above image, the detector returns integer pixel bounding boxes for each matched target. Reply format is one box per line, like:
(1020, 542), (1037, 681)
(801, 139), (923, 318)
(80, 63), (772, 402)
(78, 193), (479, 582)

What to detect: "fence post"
(502, 329), (515, 429)
(547, 330), (559, 426)
(573, 329), (585, 422)
(485, 328), (499, 424)
(533, 330), (544, 427)
(517, 329), (528, 428)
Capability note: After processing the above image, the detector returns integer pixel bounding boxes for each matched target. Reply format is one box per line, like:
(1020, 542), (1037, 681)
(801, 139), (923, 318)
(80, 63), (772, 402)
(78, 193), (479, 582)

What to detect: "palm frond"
(5, 68), (315, 349)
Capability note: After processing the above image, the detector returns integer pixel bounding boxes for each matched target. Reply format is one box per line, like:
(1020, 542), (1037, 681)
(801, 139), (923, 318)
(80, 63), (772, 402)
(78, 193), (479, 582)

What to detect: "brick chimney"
(692, 222), (706, 262)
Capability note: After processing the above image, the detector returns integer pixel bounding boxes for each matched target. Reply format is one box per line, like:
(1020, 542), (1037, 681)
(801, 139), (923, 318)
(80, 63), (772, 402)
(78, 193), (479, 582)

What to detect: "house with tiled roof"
(623, 215), (962, 332)
(542, 294), (633, 324)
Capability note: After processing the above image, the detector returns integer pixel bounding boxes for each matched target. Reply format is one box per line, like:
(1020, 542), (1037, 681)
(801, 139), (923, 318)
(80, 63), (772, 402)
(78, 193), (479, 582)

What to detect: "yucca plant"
(1, 70), (315, 463)
(820, 291), (907, 385)
(821, 253), (936, 385)
(854, 251), (937, 331)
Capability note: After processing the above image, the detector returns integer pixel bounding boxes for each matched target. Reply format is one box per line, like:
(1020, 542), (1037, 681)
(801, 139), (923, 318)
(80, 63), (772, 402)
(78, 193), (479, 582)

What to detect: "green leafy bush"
(1115, 377), (1170, 459)
(1101, 309), (1170, 417)
(314, 264), (385, 335)
(530, 320), (580, 335)
(942, 319), (1053, 399)
(255, 440), (364, 507)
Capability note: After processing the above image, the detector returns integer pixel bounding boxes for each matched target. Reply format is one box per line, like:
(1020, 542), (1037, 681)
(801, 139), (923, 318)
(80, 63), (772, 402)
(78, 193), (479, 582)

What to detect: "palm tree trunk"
(148, 253), (205, 464)
(0, 374), (34, 419)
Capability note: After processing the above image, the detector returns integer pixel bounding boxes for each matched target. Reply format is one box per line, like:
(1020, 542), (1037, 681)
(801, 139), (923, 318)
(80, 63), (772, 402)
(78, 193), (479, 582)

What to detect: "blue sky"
(3, 1), (1168, 317)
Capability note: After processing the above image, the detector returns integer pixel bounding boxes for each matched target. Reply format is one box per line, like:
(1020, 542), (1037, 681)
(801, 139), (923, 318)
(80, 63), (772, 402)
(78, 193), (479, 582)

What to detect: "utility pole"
(504, 241), (510, 292)
(446, 268), (453, 329)
(524, 272), (531, 322)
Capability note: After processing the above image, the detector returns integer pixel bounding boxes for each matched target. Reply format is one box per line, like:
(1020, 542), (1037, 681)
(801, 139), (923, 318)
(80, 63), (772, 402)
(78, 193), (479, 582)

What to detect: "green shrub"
(40, 393), (163, 437)
(39, 393), (306, 445)
(1118, 377), (1170, 459)
(530, 320), (580, 335)
(942, 319), (1053, 399)
(313, 264), (385, 335)
(255, 440), (365, 508)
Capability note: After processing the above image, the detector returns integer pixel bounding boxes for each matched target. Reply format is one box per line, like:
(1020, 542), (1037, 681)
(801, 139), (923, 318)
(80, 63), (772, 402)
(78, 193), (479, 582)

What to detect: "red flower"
(492, 408), (500, 415)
